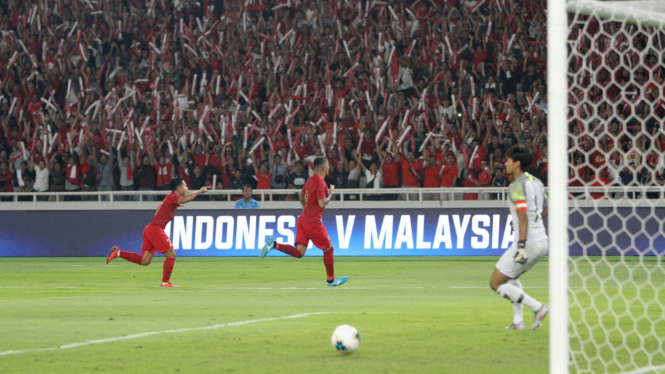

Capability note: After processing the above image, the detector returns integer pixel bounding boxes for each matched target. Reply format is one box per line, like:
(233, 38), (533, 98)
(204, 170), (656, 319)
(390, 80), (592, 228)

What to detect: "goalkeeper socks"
(275, 243), (303, 258)
(119, 251), (142, 265)
(496, 283), (543, 312)
(508, 279), (524, 324)
(162, 257), (175, 283)
(323, 247), (334, 281)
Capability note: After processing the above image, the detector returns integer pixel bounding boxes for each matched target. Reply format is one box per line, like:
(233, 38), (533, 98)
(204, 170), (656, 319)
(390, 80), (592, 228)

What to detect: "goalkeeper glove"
(514, 240), (528, 265)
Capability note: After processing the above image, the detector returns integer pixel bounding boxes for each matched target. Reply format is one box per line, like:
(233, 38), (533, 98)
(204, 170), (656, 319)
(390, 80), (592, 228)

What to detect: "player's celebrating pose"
(106, 175), (209, 287)
(260, 157), (348, 287)
(489, 145), (549, 330)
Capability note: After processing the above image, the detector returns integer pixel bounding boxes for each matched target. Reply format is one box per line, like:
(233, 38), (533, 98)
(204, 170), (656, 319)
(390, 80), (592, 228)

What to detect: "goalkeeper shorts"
(495, 239), (548, 279)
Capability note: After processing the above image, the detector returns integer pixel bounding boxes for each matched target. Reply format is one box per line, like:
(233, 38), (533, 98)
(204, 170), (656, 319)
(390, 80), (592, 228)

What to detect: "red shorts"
(141, 224), (173, 256)
(295, 217), (331, 250)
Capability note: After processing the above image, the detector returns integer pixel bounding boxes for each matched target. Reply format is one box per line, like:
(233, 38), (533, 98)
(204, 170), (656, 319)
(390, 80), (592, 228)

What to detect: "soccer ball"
(331, 324), (360, 354)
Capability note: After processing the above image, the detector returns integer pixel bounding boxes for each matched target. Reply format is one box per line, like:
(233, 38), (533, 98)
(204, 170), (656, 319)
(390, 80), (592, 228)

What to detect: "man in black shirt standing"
(288, 161), (309, 190)
(334, 161), (348, 189)
(491, 166), (509, 200)
(287, 160), (309, 201)
(190, 165), (208, 200)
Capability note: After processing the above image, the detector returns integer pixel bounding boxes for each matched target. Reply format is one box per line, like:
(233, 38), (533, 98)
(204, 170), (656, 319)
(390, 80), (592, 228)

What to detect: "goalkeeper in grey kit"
(489, 145), (549, 330)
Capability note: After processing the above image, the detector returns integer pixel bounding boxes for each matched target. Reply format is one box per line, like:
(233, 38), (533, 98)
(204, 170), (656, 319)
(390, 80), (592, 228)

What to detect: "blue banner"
(0, 209), (514, 257)
(0, 208), (662, 257)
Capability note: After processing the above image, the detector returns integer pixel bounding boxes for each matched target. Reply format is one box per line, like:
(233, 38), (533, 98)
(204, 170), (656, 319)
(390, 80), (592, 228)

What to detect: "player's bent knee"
(141, 259), (152, 266)
(489, 278), (497, 292)
(489, 272), (505, 292)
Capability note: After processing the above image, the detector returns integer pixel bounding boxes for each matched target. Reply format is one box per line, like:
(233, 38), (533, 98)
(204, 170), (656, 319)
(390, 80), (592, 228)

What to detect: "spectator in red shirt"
(155, 154), (173, 191)
(251, 154), (272, 190)
(447, 126), (463, 149)
(359, 128), (377, 168)
(422, 146), (441, 200)
(377, 141), (399, 200)
(590, 176), (611, 200)
(477, 161), (494, 200)
(193, 144), (207, 170)
(79, 151), (97, 200)
(469, 139), (487, 173)
(0, 162), (14, 197)
(396, 149), (423, 201)
(64, 155), (81, 200)
(135, 155), (157, 201)
(440, 153), (459, 200)
(462, 168), (479, 200)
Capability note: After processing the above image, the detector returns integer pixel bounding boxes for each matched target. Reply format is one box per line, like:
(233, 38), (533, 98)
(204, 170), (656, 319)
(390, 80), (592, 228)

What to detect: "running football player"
(260, 157), (348, 287)
(106, 175), (208, 287)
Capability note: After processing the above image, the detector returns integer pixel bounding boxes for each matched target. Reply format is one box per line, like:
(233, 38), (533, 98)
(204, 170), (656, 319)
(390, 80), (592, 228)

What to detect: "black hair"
(506, 145), (532, 172)
(313, 157), (328, 170)
(170, 175), (185, 191)
(242, 184), (252, 190)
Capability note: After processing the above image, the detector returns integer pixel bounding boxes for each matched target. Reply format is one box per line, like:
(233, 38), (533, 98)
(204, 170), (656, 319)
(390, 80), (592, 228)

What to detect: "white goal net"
(565, 1), (665, 373)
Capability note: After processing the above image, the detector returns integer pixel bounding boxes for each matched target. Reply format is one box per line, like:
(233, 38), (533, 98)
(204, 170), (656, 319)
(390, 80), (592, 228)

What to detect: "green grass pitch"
(0, 257), (550, 374)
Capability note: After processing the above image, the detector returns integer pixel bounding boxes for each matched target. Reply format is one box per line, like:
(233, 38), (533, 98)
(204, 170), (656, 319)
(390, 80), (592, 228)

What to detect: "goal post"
(548, 0), (570, 373)
(552, 1), (665, 373)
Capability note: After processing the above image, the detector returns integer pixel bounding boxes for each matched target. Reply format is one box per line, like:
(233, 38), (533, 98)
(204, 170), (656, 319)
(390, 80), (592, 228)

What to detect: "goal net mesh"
(567, 1), (665, 373)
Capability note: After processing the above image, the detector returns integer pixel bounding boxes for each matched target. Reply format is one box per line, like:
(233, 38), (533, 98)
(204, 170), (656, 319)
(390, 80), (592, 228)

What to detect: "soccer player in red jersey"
(260, 157), (348, 287)
(105, 175), (209, 287)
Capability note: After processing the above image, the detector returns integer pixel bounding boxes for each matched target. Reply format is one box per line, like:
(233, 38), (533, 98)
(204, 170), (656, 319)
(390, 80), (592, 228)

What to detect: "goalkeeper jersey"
(508, 172), (548, 243)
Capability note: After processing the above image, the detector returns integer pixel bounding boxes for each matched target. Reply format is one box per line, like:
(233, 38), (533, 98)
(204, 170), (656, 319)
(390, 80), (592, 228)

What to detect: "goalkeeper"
(489, 145), (549, 331)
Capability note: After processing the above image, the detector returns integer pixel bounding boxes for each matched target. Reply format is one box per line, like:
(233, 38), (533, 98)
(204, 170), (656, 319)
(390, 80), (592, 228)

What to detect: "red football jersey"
(151, 192), (180, 229)
(301, 174), (328, 224)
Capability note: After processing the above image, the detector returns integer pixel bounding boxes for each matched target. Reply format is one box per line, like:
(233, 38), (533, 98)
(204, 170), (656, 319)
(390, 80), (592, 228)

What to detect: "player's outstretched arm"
(178, 187), (209, 205)
(318, 185), (335, 208)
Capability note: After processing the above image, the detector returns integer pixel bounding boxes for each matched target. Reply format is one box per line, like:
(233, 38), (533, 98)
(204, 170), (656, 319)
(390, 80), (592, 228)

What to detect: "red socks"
(120, 251), (142, 265)
(162, 257), (175, 283)
(323, 247), (334, 281)
(275, 243), (304, 258)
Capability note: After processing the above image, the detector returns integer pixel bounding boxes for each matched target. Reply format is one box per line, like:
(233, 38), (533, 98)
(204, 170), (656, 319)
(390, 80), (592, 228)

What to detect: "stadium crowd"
(0, 0), (657, 201)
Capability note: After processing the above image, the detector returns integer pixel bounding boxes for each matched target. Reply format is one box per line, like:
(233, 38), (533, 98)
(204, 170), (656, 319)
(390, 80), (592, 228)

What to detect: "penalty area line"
(0, 312), (334, 358)
(620, 365), (665, 374)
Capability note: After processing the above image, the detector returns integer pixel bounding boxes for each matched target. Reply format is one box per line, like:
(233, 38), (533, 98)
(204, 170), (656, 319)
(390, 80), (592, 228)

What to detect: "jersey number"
(303, 189), (309, 205)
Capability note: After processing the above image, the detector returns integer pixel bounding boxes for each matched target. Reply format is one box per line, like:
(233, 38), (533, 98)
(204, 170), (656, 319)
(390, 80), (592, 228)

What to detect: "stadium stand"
(0, 0), (555, 201)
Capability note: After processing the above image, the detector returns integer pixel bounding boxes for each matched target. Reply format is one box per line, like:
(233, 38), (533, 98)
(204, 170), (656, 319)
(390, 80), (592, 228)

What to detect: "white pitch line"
(620, 365), (665, 374)
(0, 312), (333, 358)
(450, 286), (549, 289)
